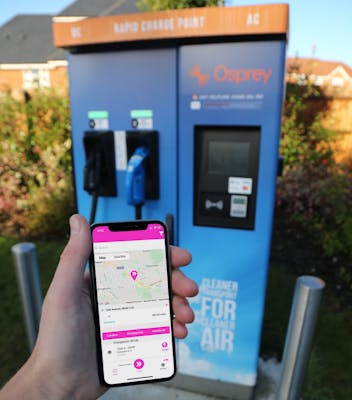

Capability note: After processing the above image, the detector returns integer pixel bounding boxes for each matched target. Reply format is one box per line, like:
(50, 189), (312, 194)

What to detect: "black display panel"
(194, 126), (260, 230)
(208, 141), (250, 176)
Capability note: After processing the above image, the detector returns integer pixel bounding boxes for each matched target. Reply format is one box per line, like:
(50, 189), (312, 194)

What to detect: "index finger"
(170, 246), (192, 269)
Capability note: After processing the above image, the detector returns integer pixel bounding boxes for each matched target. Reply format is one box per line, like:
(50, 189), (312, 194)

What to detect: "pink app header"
(92, 223), (165, 242)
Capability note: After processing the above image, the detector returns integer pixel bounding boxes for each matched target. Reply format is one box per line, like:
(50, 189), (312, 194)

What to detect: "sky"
(1, 0), (352, 67)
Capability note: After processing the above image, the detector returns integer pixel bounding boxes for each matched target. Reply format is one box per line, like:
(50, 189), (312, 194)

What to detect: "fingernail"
(70, 215), (80, 236)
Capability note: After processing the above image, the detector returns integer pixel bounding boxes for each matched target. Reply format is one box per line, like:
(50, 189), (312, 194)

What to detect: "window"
(22, 68), (51, 89)
(331, 76), (344, 87)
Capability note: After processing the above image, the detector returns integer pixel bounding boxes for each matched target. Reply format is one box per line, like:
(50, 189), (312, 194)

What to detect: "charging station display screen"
(208, 141), (250, 176)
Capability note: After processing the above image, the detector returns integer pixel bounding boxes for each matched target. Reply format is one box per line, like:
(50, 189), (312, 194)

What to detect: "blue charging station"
(54, 4), (288, 399)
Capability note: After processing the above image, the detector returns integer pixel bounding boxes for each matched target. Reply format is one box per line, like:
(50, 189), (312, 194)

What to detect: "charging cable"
(83, 151), (101, 225)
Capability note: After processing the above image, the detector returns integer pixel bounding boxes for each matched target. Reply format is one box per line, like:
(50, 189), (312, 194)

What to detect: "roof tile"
(287, 57), (352, 78)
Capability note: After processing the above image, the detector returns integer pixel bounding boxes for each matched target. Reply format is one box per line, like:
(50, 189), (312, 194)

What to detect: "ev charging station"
(54, 4), (288, 399)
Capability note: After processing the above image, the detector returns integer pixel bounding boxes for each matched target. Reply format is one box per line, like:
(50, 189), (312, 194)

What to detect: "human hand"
(0, 214), (198, 400)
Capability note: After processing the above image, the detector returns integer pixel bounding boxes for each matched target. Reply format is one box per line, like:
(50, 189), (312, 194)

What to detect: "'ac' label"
(247, 12), (260, 26)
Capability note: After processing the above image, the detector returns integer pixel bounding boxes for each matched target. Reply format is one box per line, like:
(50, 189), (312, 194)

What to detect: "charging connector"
(83, 130), (117, 224)
(126, 146), (149, 219)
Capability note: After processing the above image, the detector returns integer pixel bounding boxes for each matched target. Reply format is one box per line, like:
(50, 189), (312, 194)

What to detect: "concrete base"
(165, 373), (254, 400)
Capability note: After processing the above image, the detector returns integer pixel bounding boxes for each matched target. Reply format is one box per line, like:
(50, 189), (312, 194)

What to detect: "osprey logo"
(189, 65), (210, 87)
(189, 64), (272, 86)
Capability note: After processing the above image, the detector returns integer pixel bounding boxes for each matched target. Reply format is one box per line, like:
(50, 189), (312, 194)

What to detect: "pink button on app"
(133, 359), (144, 369)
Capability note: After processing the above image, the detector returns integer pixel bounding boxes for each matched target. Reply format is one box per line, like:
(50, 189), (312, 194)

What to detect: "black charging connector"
(83, 130), (117, 224)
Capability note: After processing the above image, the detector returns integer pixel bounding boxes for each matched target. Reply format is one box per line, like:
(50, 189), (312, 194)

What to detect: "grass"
(0, 236), (66, 386)
(262, 261), (352, 400)
(0, 237), (351, 399)
(305, 303), (352, 399)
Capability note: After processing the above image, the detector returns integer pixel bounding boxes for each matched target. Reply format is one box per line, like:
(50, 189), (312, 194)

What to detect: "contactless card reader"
(194, 126), (260, 230)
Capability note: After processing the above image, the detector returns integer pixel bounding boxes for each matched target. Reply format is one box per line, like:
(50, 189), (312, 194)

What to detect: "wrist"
(0, 354), (69, 400)
(1, 350), (106, 400)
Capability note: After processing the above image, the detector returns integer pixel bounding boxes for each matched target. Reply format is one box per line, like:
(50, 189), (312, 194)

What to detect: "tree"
(0, 88), (74, 238)
(275, 68), (352, 304)
(137, 0), (224, 11)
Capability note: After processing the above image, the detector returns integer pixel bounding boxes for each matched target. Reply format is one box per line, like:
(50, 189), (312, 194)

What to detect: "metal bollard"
(276, 275), (325, 400)
(12, 242), (43, 352)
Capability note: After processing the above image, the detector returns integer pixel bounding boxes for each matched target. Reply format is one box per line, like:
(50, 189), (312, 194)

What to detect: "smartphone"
(90, 220), (176, 386)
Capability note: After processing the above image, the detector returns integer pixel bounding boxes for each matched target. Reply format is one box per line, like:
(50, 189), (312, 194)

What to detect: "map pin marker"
(130, 270), (138, 281)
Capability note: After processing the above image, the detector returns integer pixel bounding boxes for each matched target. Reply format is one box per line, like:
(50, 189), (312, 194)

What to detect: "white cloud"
(232, 372), (257, 386)
(177, 342), (212, 375)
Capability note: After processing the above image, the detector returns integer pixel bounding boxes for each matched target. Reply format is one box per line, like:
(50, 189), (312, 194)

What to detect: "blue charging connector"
(125, 146), (149, 219)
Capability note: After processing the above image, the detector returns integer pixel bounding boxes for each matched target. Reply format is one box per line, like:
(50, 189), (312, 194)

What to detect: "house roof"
(57, 0), (138, 18)
(0, 1), (139, 65)
(287, 57), (352, 78)
(0, 14), (66, 63)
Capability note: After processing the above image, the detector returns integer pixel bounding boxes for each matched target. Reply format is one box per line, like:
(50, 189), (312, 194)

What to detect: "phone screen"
(91, 221), (175, 385)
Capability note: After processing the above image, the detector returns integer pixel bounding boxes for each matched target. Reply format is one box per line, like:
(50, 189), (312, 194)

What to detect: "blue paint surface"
(68, 48), (178, 225)
(177, 41), (286, 385)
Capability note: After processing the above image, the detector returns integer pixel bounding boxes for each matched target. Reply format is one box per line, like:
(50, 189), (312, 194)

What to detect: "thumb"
(48, 214), (91, 304)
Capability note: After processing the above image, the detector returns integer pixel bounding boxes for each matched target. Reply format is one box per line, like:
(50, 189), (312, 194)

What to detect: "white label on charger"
(114, 130), (127, 170)
(228, 177), (252, 195)
(230, 195), (248, 218)
(136, 118), (153, 129)
(190, 100), (201, 110)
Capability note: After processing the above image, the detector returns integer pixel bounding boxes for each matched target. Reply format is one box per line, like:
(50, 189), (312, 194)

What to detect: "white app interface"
(92, 224), (174, 385)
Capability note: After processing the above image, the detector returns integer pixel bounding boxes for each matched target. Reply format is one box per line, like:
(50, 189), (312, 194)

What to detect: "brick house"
(0, 15), (68, 95)
(286, 57), (352, 160)
(287, 57), (352, 97)
(0, 0), (138, 95)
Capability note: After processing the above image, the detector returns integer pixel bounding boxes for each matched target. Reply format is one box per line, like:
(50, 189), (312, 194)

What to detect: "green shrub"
(0, 89), (75, 238)
(280, 78), (334, 171)
(276, 74), (352, 303)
